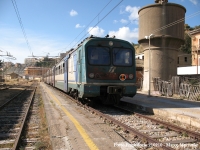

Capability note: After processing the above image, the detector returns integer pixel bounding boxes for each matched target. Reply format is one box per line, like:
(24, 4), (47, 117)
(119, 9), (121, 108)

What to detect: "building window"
(199, 57), (200, 66)
(142, 56), (144, 60)
(199, 39), (200, 48)
(184, 57), (187, 62)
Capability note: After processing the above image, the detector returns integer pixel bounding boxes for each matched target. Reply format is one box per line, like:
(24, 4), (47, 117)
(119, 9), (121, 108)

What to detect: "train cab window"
(87, 46), (110, 65)
(113, 48), (132, 66)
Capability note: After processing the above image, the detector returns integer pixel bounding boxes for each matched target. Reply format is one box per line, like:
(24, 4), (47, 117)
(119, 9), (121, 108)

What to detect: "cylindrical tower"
(138, 0), (186, 92)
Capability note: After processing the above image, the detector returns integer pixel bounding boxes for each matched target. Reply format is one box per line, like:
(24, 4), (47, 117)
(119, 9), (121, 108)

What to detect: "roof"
(5, 72), (19, 76)
(189, 28), (200, 35)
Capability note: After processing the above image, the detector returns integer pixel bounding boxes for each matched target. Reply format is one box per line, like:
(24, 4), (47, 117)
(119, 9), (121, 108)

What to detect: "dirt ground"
(40, 82), (131, 150)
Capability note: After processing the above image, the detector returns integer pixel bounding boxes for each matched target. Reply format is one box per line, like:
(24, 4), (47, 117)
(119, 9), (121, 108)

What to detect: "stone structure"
(138, 1), (186, 92)
(24, 67), (49, 78)
(155, 0), (168, 4)
(4, 72), (19, 80)
(177, 52), (192, 67)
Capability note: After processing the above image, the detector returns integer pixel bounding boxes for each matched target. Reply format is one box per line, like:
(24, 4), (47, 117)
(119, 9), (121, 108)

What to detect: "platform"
(121, 91), (200, 128)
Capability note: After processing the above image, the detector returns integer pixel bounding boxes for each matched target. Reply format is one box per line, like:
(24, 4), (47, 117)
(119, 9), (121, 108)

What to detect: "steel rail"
(12, 87), (37, 150)
(135, 112), (200, 140)
(84, 105), (173, 150)
(114, 104), (200, 140)
(0, 89), (26, 109)
(46, 84), (175, 149)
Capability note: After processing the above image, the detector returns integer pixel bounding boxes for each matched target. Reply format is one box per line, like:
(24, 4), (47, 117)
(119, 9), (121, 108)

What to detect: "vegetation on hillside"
(132, 43), (143, 54)
(35, 57), (56, 68)
(180, 24), (200, 54)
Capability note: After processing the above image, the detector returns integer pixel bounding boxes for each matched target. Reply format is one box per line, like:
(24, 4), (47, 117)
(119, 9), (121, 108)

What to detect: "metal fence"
(153, 76), (200, 101)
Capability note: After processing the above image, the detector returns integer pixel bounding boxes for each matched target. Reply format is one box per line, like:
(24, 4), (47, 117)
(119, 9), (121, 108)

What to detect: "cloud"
(75, 24), (85, 28)
(119, 5), (126, 14)
(113, 20), (118, 24)
(125, 6), (140, 23)
(109, 27), (138, 42)
(70, 9), (78, 16)
(190, 0), (198, 5)
(120, 19), (128, 24)
(87, 26), (105, 37)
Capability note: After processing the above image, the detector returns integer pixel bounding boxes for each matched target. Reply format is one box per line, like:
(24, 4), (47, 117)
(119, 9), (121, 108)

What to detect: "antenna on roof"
(105, 34), (109, 38)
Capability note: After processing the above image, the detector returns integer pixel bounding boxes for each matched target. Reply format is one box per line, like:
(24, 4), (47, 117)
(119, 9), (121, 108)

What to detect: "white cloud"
(125, 6), (140, 23)
(190, 0), (198, 5)
(75, 24), (85, 28)
(109, 27), (138, 42)
(120, 19), (128, 24)
(119, 5), (126, 14)
(113, 20), (118, 24)
(87, 26), (105, 37)
(70, 9), (78, 16)
(120, 9), (125, 14)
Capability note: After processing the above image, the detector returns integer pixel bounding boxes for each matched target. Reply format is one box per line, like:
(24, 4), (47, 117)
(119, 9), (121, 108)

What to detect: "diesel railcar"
(44, 36), (137, 104)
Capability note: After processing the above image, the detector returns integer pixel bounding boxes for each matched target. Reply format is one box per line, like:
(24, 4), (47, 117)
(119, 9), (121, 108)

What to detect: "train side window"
(73, 54), (77, 71)
(68, 57), (72, 73)
(78, 50), (81, 63)
(63, 63), (65, 72)
(71, 57), (73, 74)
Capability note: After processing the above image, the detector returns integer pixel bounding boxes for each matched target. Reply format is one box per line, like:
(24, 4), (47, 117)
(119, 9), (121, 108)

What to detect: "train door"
(53, 67), (55, 87)
(64, 56), (69, 92)
(77, 49), (82, 84)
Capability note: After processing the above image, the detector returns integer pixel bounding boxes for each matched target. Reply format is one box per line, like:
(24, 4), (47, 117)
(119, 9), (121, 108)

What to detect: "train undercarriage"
(68, 86), (123, 105)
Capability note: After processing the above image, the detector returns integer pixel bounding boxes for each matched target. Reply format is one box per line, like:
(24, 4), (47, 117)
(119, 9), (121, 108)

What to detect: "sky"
(0, 0), (200, 64)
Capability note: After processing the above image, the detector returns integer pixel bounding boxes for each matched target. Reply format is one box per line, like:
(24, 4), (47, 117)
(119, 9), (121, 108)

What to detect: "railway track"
(106, 104), (200, 149)
(0, 86), (36, 149)
(45, 84), (200, 149)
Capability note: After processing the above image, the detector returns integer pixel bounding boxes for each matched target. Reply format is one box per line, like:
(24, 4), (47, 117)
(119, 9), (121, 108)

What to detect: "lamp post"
(145, 34), (154, 96)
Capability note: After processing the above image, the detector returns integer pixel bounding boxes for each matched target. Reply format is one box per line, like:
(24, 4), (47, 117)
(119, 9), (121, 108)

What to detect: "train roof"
(55, 35), (133, 66)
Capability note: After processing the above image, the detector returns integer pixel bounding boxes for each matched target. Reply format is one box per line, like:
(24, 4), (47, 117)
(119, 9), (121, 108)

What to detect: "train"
(44, 35), (137, 105)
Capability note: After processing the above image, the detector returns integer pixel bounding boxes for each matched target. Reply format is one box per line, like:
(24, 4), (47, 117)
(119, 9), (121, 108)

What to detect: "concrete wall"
(138, 2), (186, 92)
(177, 53), (192, 67)
(178, 66), (200, 75)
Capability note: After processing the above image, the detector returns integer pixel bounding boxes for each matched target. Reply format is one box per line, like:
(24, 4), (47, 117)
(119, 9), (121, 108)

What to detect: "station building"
(24, 67), (49, 79)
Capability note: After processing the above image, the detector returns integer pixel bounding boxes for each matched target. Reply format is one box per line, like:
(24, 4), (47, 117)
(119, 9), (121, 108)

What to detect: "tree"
(180, 33), (191, 53)
(179, 24), (195, 54)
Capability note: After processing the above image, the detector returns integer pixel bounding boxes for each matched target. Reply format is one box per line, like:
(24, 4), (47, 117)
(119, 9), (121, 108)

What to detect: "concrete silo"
(138, 0), (186, 93)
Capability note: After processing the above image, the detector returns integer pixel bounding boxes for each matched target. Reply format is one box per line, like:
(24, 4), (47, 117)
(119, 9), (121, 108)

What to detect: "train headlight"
(89, 73), (94, 78)
(119, 74), (126, 81)
(129, 74), (134, 79)
(109, 41), (113, 46)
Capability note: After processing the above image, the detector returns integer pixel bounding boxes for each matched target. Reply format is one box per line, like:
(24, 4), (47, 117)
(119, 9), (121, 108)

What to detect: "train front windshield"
(87, 46), (132, 66)
(113, 48), (132, 66)
(88, 46), (110, 65)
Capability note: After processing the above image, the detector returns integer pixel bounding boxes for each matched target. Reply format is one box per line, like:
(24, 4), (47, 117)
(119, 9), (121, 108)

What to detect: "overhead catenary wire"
(61, 0), (113, 53)
(152, 10), (200, 34)
(71, 0), (124, 49)
(11, 0), (32, 54)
